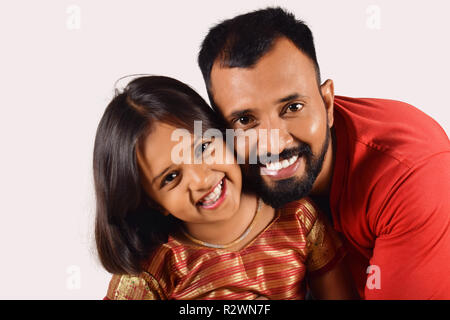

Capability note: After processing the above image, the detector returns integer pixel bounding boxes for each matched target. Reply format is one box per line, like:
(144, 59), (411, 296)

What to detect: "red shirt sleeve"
(365, 152), (450, 299)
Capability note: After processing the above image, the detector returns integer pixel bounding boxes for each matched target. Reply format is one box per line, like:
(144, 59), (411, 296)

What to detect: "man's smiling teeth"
(200, 180), (223, 205)
(264, 155), (299, 171)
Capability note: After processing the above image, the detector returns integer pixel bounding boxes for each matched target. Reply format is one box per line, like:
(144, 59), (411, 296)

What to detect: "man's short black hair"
(198, 7), (321, 103)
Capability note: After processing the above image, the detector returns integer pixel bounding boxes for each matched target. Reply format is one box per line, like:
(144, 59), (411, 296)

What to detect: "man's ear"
(320, 79), (335, 128)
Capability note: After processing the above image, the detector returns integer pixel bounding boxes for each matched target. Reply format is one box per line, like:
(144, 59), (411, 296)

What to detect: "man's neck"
(310, 127), (336, 197)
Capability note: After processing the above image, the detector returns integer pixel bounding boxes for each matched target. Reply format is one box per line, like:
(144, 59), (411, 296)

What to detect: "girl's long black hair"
(93, 76), (226, 275)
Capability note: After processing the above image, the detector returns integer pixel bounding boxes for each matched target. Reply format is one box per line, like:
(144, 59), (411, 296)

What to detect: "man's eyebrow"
(227, 108), (254, 120)
(276, 93), (308, 104)
(150, 137), (199, 185)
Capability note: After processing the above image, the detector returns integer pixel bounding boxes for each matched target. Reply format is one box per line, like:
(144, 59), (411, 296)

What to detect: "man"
(197, 7), (450, 299)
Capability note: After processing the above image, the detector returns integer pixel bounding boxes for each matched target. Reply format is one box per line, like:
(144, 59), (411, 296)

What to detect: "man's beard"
(242, 127), (330, 209)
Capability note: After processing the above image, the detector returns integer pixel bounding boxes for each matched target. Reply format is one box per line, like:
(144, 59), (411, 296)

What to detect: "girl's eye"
(162, 172), (178, 185)
(285, 103), (304, 113)
(201, 141), (210, 153)
(195, 141), (212, 158)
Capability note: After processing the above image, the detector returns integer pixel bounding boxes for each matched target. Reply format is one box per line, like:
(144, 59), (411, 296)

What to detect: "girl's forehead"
(142, 122), (200, 149)
(138, 123), (181, 172)
(138, 121), (228, 174)
(138, 123), (198, 177)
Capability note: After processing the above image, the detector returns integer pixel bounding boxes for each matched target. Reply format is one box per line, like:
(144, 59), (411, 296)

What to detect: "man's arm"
(365, 152), (450, 299)
(308, 258), (359, 299)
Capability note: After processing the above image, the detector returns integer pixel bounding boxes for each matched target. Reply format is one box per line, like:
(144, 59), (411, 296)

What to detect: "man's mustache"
(245, 143), (313, 166)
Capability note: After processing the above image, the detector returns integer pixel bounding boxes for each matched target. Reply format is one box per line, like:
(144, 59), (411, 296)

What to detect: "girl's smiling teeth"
(197, 178), (225, 208)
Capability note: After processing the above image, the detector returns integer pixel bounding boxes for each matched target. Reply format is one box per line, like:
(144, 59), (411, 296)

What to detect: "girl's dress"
(105, 197), (345, 300)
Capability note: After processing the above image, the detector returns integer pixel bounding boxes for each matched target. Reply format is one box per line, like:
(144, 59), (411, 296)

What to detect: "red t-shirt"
(331, 96), (450, 299)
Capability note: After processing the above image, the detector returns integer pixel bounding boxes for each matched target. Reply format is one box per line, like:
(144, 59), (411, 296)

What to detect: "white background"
(0, 0), (448, 299)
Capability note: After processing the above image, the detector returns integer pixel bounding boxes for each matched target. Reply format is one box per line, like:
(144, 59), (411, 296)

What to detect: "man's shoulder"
(333, 95), (450, 166)
(331, 96), (450, 239)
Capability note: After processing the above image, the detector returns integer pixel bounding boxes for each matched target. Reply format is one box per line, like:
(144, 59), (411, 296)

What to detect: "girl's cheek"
(229, 164), (243, 191)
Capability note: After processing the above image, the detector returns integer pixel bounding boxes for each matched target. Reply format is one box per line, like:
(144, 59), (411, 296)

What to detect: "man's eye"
(238, 116), (251, 125)
(233, 115), (254, 127)
(286, 103), (304, 113)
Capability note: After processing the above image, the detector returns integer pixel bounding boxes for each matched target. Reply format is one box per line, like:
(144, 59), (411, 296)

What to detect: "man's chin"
(242, 131), (329, 209)
(253, 175), (315, 209)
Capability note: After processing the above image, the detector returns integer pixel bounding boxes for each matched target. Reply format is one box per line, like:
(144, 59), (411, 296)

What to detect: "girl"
(94, 76), (357, 300)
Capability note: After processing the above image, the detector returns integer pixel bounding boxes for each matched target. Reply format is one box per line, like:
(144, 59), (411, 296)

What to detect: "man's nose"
(258, 120), (294, 158)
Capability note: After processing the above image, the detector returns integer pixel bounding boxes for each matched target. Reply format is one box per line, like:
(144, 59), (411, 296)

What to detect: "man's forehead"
(209, 37), (317, 113)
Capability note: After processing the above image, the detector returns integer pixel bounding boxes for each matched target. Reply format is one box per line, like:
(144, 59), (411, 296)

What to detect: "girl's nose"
(185, 164), (215, 193)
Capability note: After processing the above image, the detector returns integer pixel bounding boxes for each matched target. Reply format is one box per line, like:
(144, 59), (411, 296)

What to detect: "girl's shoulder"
(106, 238), (202, 300)
(279, 197), (320, 234)
(282, 198), (346, 277)
(105, 270), (166, 300)
(106, 237), (200, 300)
(142, 236), (188, 272)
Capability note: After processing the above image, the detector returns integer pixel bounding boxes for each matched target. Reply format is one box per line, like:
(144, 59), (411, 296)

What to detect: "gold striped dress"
(105, 197), (345, 300)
